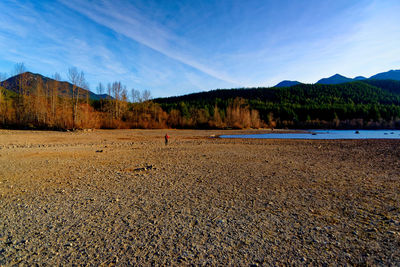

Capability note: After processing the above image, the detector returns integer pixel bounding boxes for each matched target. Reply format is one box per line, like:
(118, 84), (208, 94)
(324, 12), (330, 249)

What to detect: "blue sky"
(0, 0), (399, 97)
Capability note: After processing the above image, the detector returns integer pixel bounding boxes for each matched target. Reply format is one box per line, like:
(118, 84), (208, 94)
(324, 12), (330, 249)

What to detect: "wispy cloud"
(0, 0), (133, 84)
(58, 0), (241, 86)
(0, 0), (399, 96)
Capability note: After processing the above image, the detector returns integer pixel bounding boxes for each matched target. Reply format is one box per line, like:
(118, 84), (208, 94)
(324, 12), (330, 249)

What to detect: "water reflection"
(220, 130), (400, 140)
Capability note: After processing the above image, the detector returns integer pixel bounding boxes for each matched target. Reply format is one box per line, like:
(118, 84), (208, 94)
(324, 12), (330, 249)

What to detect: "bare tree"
(33, 76), (46, 125)
(120, 86), (128, 120)
(13, 62), (28, 96)
(12, 63), (29, 124)
(121, 87), (128, 102)
(83, 81), (90, 127)
(107, 83), (112, 100)
(13, 62), (27, 76)
(103, 83), (111, 125)
(49, 73), (61, 124)
(96, 82), (104, 95)
(131, 88), (141, 103)
(0, 72), (8, 100)
(96, 82), (105, 110)
(112, 81), (122, 119)
(53, 73), (61, 81)
(67, 67), (86, 129)
(142, 89), (152, 102)
(130, 88), (141, 128)
(0, 73), (7, 121)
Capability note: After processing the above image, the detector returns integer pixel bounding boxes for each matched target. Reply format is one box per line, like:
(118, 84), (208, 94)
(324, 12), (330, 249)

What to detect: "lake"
(220, 130), (400, 140)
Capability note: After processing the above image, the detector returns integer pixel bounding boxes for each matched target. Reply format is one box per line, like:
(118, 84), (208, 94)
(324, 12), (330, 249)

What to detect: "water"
(220, 130), (400, 140)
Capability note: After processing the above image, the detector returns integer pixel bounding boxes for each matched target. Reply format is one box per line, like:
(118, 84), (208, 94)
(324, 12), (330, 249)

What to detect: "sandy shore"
(0, 129), (399, 265)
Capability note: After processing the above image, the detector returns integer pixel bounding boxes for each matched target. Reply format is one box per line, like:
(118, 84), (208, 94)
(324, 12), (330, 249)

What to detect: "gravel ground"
(0, 129), (399, 265)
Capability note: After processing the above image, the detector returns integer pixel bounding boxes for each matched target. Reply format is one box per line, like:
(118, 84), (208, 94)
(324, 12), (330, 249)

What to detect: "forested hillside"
(154, 80), (400, 129)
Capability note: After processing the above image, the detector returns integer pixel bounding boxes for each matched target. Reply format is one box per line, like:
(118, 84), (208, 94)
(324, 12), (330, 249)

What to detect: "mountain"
(369, 70), (400, 81)
(354, 76), (367, 80)
(0, 72), (108, 100)
(274, 80), (301, 87)
(272, 69), (400, 87)
(316, 74), (353, 85)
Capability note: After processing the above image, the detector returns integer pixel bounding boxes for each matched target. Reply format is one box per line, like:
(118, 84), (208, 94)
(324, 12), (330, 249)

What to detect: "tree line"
(0, 63), (263, 130)
(154, 80), (400, 129)
(1, 63), (400, 130)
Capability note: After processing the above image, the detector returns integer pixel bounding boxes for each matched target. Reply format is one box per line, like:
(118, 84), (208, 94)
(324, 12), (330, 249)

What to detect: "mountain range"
(274, 69), (400, 87)
(1, 69), (399, 100)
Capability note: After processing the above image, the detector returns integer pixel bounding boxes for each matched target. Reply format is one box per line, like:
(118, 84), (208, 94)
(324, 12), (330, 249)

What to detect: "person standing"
(165, 133), (170, 145)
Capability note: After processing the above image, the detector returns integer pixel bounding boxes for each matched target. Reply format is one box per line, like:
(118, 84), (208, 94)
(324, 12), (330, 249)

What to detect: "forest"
(154, 80), (400, 129)
(1, 64), (400, 130)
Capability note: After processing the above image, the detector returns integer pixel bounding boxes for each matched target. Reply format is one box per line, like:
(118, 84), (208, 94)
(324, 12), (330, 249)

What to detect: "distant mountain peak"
(316, 74), (352, 85)
(0, 72), (109, 100)
(354, 76), (367, 80)
(274, 80), (301, 87)
(369, 69), (400, 80)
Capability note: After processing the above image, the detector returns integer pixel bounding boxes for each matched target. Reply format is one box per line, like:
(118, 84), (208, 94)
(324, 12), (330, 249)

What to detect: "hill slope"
(154, 80), (400, 128)
(354, 76), (367, 80)
(369, 69), (400, 80)
(274, 80), (301, 87)
(0, 72), (108, 100)
(155, 81), (400, 106)
(316, 74), (353, 85)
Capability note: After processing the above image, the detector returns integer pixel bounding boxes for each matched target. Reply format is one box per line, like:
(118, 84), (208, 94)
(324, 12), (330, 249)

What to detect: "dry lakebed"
(0, 129), (399, 265)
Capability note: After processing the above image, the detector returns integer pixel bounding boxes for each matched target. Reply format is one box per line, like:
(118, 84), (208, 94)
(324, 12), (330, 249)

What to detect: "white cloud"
(58, 0), (241, 86)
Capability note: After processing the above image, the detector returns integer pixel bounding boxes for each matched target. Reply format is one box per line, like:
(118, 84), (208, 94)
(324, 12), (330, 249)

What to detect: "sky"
(0, 0), (399, 98)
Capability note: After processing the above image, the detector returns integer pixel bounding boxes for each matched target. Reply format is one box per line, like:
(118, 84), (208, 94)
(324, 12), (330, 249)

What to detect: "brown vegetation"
(0, 64), (264, 130)
(0, 79), (263, 130)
